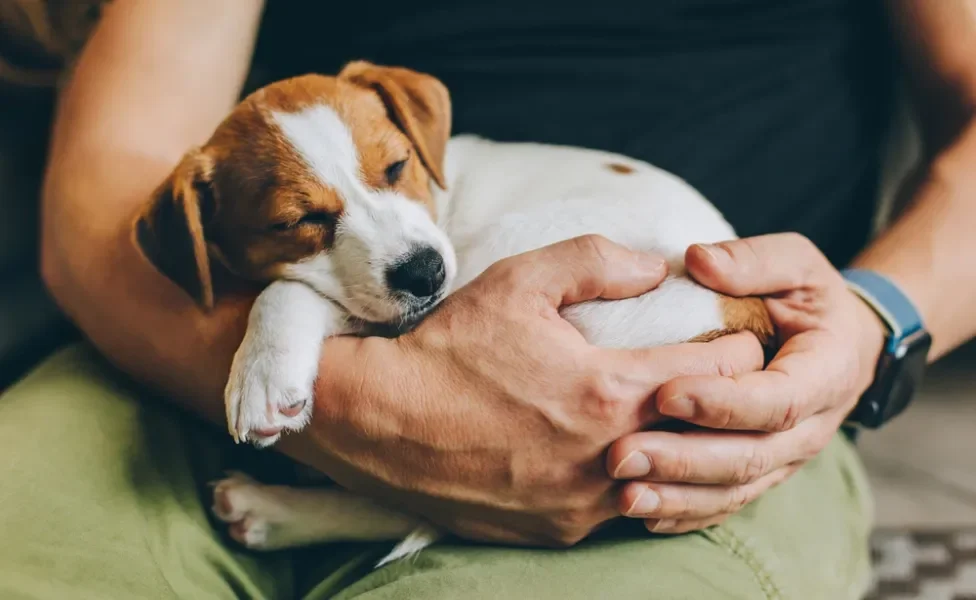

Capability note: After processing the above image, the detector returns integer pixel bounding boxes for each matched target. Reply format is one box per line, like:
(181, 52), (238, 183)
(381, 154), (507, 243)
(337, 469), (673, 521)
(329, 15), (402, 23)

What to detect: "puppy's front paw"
(224, 339), (317, 447)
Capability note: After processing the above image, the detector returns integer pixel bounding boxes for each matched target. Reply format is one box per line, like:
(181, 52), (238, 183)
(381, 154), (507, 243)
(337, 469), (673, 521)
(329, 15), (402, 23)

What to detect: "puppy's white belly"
(441, 136), (739, 349)
(451, 198), (733, 348)
(560, 278), (724, 348)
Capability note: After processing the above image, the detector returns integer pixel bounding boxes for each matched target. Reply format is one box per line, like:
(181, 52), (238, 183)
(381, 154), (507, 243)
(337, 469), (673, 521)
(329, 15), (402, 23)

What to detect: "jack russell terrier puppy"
(133, 61), (774, 566)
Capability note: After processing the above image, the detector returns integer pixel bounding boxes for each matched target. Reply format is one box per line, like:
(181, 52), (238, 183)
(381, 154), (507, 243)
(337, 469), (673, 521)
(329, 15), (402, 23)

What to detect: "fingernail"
(660, 395), (696, 419)
(640, 252), (667, 275)
(697, 244), (729, 268)
(613, 451), (652, 479)
(626, 488), (661, 516)
(650, 519), (677, 533)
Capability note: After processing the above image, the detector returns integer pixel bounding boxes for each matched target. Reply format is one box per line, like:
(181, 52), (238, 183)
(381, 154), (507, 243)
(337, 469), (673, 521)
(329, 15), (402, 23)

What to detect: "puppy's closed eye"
(385, 158), (408, 186)
(271, 212), (336, 232)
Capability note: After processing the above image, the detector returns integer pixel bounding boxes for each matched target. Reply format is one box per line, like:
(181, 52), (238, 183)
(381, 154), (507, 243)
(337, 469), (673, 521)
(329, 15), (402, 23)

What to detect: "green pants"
(0, 344), (874, 599)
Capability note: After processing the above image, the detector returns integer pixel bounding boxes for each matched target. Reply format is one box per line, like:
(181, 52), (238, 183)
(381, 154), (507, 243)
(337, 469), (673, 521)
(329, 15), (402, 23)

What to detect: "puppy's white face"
(273, 104), (456, 325)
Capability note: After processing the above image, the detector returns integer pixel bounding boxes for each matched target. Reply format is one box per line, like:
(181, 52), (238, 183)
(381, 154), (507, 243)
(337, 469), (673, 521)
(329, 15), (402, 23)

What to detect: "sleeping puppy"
(133, 61), (774, 566)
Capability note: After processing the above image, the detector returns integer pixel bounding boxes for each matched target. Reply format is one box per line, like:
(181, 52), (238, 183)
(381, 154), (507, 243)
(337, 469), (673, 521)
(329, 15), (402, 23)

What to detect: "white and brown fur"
(133, 61), (774, 567)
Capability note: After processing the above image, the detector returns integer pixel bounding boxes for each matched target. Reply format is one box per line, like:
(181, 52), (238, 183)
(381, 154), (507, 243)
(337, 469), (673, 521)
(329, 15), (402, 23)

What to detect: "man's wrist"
(840, 268), (932, 429)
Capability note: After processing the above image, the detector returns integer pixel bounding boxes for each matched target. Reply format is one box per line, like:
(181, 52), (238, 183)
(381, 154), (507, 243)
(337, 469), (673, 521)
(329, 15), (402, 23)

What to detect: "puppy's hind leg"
(211, 472), (420, 551)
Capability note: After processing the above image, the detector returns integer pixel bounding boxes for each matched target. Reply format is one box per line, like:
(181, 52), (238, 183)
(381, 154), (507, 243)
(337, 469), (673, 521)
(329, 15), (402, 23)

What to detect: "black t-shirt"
(251, 0), (898, 267)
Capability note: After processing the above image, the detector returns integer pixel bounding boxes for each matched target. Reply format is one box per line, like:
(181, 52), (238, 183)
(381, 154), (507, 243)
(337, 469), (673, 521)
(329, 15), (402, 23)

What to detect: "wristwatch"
(840, 268), (932, 429)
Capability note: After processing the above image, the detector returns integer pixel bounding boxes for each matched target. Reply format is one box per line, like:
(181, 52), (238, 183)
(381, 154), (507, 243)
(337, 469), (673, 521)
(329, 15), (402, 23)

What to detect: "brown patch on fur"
(330, 83), (438, 210)
(689, 296), (776, 349)
(202, 86), (347, 279)
(607, 162), (635, 174)
(339, 61), (452, 190)
(687, 329), (729, 344)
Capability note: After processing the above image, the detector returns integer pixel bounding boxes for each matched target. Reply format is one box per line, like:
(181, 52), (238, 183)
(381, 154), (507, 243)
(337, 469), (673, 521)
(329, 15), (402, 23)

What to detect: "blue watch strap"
(840, 268), (925, 353)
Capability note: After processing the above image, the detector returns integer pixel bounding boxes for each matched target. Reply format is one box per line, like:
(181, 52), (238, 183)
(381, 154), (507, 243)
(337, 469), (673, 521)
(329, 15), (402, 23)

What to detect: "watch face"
(872, 330), (932, 427)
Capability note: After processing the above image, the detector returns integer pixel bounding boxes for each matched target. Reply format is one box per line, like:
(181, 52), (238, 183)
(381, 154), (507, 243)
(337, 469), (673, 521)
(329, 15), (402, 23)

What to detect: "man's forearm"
(862, 0), (976, 360)
(40, 0), (266, 420)
(42, 156), (248, 421)
(852, 119), (976, 360)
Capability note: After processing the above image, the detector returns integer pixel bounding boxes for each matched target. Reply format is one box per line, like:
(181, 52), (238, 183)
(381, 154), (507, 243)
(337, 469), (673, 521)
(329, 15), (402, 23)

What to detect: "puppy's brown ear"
(133, 148), (217, 310)
(340, 61), (452, 189)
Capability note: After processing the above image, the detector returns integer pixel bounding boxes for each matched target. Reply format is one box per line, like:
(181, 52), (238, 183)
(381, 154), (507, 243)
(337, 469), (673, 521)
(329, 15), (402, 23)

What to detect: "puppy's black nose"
(386, 247), (446, 298)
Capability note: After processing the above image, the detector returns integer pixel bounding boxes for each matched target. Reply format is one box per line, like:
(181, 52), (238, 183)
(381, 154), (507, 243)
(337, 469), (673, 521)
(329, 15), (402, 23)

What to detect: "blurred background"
(0, 2), (973, 599)
(861, 342), (976, 599)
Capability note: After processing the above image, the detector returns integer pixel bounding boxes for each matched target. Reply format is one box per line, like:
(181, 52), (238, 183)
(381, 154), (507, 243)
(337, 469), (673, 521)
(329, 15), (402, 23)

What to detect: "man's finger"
(607, 419), (825, 485)
(505, 235), (669, 307)
(594, 332), (763, 429)
(600, 332), (764, 403)
(654, 331), (837, 432)
(685, 233), (833, 297)
(645, 513), (730, 535)
(618, 465), (799, 520)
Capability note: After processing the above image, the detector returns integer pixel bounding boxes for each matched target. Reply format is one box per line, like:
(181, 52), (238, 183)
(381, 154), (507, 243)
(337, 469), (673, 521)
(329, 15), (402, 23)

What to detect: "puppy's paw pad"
(280, 399), (308, 418)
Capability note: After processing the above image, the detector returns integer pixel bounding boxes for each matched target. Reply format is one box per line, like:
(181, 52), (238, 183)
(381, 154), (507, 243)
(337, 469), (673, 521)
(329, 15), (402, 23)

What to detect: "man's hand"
(607, 233), (887, 534)
(291, 235), (764, 547)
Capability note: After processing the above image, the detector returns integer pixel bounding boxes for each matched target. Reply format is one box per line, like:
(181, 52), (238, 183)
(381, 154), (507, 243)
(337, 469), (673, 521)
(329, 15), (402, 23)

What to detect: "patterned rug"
(866, 529), (976, 600)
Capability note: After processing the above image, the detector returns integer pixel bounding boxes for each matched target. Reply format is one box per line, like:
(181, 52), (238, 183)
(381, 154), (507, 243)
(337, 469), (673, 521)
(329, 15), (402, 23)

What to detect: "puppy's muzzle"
(386, 246), (447, 299)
